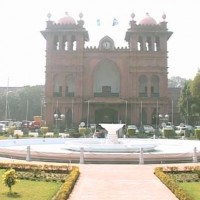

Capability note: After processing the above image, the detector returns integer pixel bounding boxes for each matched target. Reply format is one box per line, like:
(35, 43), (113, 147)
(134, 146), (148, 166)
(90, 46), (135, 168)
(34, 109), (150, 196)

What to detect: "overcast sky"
(0, 0), (199, 87)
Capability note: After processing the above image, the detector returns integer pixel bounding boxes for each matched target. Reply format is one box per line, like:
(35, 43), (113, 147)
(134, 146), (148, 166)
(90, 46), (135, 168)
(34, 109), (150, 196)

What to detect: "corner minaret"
(41, 12), (89, 52)
(125, 12), (172, 52)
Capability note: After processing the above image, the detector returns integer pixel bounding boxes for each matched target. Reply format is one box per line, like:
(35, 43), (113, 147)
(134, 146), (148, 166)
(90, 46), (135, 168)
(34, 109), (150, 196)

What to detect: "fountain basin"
(0, 138), (199, 164)
(65, 138), (156, 153)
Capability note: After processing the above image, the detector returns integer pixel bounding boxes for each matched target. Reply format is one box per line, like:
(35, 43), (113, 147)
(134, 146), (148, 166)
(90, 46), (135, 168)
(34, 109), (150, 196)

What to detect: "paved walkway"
(68, 164), (180, 200)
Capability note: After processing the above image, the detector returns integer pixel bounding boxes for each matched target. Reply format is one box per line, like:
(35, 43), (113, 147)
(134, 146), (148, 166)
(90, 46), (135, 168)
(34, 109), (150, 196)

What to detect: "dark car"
(21, 121), (40, 132)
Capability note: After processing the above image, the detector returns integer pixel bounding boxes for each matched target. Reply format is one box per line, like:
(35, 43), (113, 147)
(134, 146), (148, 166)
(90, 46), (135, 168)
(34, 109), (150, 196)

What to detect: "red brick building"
(41, 12), (173, 129)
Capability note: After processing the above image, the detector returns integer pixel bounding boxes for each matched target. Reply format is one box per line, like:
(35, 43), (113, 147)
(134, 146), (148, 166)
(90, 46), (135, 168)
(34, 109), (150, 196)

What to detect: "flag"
(112, 18), (118, 26)
(96, 19), (100, 26)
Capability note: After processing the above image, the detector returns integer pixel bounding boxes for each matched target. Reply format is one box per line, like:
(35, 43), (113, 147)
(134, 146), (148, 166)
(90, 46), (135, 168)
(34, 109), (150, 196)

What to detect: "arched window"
(64, 41), (68, 50)
(54, 35), (59, 50)
(72, 41), (77, 51)
(146, 36), (152, 51)
(137, 36), (143, 51)
(65, 74), (75, 96)
(139, 75), (147, 97)
(151, 75), (159, 97)
(155, 36), (160, 51)
(53, 74), (62, 97)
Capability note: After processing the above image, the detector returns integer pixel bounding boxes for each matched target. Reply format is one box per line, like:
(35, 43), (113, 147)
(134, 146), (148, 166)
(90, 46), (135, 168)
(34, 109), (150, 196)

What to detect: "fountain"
(0, 131), (199, 163)
(100, 123), (125, 144)
(64, 123), (157, 153)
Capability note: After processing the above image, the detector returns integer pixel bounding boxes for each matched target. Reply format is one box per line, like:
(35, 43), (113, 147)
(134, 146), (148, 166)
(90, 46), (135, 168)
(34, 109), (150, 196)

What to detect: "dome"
(57, 12), (76, 25)
(139, 13), (157, 25)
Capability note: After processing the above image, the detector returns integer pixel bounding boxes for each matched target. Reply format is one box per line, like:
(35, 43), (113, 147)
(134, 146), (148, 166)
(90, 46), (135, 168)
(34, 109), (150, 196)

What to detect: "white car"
(175, 126), (187, 135)
(143, 125), (155, 134)
(0, 123), (6, 133)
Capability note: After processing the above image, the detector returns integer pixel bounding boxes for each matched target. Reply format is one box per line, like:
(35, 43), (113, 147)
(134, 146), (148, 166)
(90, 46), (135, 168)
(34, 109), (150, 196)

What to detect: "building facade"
(41, 12), (173, 130)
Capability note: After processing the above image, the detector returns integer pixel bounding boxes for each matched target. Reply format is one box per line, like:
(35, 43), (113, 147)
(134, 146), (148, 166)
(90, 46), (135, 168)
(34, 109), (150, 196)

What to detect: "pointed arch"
(93, 59), (120, 97)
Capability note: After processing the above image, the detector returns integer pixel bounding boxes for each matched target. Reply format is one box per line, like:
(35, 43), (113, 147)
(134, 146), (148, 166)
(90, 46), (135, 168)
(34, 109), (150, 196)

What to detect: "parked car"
(0, 123), (6, 134)
(21, 120), (41, 132)
(175, 124), (194, 136)
(160, 125), (174, 133)
(194, 125), (200, 129)
(127, 125), (139, 133)
(143, 125), (155, 134)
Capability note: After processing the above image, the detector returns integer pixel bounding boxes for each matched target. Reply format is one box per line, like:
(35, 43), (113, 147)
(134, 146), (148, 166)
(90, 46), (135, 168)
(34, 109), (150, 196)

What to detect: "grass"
(0, 170), (62, 200)
(0, 135), (8, 140)
(178, 182), (200, 200)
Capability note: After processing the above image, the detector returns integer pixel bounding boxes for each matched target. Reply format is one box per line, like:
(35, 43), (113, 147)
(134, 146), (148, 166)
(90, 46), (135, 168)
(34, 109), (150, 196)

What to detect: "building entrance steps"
(68, 164), (179, 200)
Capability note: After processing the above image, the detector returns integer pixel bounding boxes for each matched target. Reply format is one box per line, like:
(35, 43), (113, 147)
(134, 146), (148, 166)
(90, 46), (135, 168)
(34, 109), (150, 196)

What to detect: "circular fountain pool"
(0, 138), (199, 164)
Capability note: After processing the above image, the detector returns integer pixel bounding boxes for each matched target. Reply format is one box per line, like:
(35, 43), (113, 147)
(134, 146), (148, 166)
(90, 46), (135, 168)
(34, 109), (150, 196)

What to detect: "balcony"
(139, 93), (147, 97)
(94, 92), (119, 97)
(53, 92), (62, 97)
(151, 93), (160, 97)
(65, 92), (74, 97)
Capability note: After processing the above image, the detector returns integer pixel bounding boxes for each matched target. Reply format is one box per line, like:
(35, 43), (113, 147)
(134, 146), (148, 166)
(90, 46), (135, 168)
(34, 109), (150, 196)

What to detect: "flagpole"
(125, 100), (128, 125)
(5, 78), (9, 120)
(26, 100), (29, 121)
(140, 101), (143, 128)
(156, 100), (158, 131)
(171, 99), (174, 125)
(87, 100), (90, 128)
(72, 99), (74, 128)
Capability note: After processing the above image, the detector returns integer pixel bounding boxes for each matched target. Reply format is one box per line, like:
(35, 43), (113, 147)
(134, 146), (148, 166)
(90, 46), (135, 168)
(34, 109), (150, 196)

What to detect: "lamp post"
(125, 100), (128, 125)
(5, 91), (13, 120)
(54, 113), (65, 132)
(159, 114), (169, 128)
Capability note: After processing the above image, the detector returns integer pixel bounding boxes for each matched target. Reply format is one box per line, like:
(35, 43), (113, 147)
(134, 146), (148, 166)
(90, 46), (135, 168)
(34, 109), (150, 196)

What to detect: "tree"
(191, 71), (200, 97)
(0, 85), (44, 121)
(178, 80), (193, 124)
(178, 71), (200, 125)
(168, 76), (187, 88)
(2, 168), (18, 193)
(17, 85), (44, 121)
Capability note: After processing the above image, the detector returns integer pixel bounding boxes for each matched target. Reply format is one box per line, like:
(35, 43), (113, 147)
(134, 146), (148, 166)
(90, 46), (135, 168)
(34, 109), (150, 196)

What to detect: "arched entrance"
(95, 108), (118, 124)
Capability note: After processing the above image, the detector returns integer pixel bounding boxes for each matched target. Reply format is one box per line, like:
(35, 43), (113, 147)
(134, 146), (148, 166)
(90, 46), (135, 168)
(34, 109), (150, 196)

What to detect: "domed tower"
(41, 12), (89, 128)
(41, 12), (89, 51)
(125, 12), (172, 51)
(125, 12), (173, 124)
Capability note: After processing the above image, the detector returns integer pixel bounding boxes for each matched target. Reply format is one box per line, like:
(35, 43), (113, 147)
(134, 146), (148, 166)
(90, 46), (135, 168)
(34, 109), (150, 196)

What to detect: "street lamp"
(159, 114), (169, 128)
(54, 113), (65, 132)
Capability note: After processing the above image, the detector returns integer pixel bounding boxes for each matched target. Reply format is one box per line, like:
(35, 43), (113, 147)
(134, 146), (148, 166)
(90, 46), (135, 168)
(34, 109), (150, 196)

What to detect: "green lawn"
(179, 182), (200, 200)
(0, 170), (62, 200)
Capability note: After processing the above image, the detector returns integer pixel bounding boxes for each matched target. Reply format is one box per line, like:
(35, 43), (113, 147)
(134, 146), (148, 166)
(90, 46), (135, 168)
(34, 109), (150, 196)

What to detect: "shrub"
(79, 127), (86, 135)
(154, 167), (193, 200)
(52, 166), (80, 200)
(53, 128), (60, 135)
(195, 129), (200, 140)
(2, 168), (18, 193)
(22, 127), (29, 135)
(163, 128), (174, 138)
(127, 128), (136, 138)
(40, 127), (48, 136)
(7, 126), (15, 136)
(69, 129), (82, 138)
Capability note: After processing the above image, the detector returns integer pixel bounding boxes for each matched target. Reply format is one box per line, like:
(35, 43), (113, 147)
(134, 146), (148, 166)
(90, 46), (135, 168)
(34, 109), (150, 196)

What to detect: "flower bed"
(0, 162), (79, 200)
(154, 166), (200, 200)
